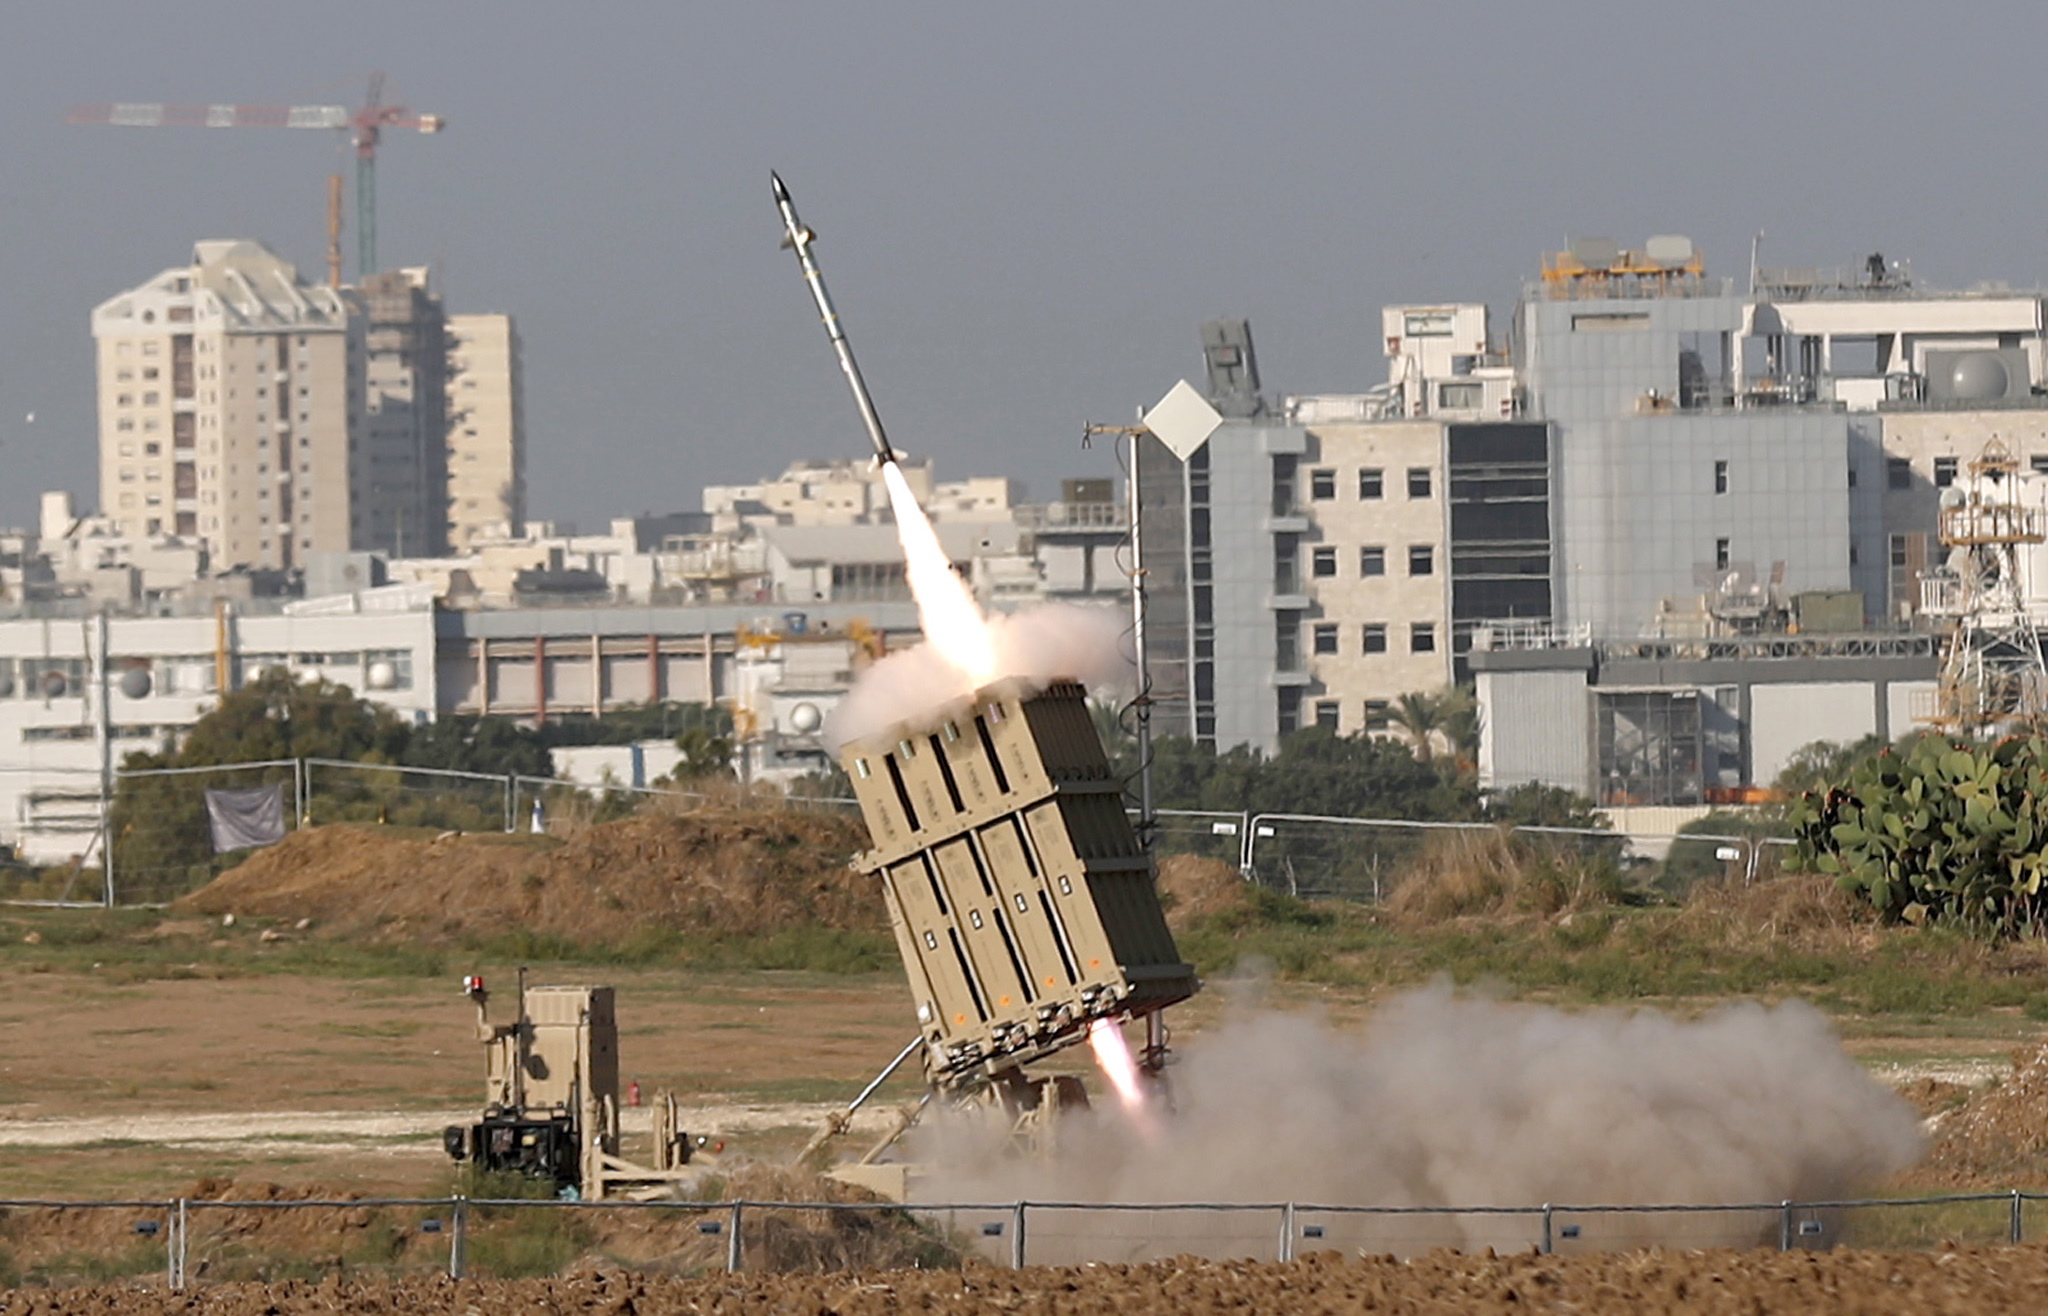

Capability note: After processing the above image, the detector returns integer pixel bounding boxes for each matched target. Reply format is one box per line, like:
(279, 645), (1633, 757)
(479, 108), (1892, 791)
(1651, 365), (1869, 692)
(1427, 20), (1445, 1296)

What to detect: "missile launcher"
(841, 680), (1197, 1092)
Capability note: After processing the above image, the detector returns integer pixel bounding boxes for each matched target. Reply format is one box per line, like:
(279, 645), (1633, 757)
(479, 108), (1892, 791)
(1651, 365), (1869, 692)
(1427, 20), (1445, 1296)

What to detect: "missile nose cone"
(770, 171), (790, 204)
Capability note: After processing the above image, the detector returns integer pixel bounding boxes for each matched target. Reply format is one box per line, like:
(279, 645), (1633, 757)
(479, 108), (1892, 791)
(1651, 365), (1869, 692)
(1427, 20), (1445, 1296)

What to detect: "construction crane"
(68, 73), (444, 286)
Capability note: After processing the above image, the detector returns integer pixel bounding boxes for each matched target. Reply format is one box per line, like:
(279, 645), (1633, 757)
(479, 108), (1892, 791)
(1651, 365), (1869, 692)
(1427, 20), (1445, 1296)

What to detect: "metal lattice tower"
(1918, 440), (2048, 734)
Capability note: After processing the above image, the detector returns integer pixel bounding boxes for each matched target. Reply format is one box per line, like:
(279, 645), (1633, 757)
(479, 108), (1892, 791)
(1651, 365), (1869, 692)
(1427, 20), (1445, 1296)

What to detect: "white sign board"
(1143, 380), (1224, 460)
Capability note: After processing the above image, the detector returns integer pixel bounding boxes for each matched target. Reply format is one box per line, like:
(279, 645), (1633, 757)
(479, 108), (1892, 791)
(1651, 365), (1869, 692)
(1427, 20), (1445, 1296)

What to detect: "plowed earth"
(11, 1245), (2048, 1314)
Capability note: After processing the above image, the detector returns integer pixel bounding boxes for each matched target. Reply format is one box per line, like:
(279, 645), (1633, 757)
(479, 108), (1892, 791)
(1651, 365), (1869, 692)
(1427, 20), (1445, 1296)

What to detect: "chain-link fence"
(67, 753), (1801, 908)
(1237, 813), (1791, 903)
(2, 1191), (2041, 1289)
(109, 759), (303, 907)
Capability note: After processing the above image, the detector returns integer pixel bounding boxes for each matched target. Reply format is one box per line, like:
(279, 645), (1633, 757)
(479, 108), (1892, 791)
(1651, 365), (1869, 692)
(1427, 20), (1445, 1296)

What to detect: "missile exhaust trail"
(771, 171), (896, 467)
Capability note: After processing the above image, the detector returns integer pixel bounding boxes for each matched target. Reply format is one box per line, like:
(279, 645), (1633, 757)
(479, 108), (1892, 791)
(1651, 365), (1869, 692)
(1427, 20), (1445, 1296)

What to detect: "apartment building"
(446, 313), (526, 551)
(358, 269), (450, 558)
(92, 241), (363, 571)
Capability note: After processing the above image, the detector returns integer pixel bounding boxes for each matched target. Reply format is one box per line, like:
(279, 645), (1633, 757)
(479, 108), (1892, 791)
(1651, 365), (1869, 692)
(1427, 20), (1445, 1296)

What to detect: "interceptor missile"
(771, 171), (896, 467)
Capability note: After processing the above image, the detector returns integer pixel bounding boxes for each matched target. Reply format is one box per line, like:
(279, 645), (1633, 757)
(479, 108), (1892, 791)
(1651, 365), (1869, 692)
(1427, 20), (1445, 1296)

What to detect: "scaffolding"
(1918, 441), (2048, 734)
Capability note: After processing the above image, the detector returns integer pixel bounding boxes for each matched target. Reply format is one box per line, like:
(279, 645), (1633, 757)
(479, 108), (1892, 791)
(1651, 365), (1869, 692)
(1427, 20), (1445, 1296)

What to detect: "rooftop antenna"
(1748, 229), (1765, 296)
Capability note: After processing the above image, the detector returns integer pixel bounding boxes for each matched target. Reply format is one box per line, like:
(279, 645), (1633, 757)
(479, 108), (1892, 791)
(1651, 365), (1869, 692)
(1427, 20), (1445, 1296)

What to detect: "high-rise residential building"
(360, 268), (450, 558)
(91, 240), (362, 571)
(445, 313), (526, 551)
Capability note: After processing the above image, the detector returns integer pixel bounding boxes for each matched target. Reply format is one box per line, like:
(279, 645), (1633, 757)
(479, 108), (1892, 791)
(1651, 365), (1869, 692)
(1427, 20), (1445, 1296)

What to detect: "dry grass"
(1380, 828), (1632, 929)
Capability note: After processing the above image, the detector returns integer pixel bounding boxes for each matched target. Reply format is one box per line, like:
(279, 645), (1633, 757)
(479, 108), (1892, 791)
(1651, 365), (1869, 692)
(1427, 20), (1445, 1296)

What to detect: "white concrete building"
(446, 314), (526, 551)
(92, 241), (363, 572)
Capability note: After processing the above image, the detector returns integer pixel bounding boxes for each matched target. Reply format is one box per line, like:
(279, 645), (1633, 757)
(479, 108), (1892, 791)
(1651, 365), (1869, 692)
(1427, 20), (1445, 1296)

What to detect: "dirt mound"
(177, 810), (879, 948)
(1156, 854), (1252, 930)
(1925, 1042), (2048, 1183)
(16, 1243), (2048, 1311)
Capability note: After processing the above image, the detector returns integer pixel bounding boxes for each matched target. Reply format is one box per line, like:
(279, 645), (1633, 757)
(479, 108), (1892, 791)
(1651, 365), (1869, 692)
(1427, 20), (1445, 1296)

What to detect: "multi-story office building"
(445, 313), (526, 551)
(92, 241), (363, 571)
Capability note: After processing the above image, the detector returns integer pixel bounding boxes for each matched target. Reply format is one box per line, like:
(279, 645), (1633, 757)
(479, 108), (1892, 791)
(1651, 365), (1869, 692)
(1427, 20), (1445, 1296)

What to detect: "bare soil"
(175, 811), (878, 946)
(10, 1245), (2048, 1313)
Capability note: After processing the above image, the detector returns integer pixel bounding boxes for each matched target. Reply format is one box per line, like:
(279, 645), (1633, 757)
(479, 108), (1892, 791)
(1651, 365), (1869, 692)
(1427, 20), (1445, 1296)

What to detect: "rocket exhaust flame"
(1089, 1017), (1147, 1112)
(882, 462), (996, 686)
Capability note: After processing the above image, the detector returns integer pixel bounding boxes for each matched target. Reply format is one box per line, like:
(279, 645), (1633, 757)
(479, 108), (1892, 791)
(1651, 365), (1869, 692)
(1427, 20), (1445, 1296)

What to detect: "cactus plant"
(1788, 734), (2048, 935)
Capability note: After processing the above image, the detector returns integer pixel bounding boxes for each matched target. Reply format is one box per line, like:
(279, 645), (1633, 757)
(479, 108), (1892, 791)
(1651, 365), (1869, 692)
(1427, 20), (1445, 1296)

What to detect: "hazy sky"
(6, 1), (2048, 532)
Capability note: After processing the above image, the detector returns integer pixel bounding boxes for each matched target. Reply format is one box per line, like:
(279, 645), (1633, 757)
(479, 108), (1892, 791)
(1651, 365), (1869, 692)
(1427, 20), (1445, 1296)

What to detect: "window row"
(1310, 544), (1433, 577)
(1309, 621), (1437, 655)
(1310, 699), (1408, 732)
(1308, 467), (1433, 500)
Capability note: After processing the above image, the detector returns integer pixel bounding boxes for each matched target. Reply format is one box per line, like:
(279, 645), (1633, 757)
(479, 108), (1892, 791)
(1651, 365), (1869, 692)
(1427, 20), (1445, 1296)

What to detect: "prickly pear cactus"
(1788, 734), (2048, 933)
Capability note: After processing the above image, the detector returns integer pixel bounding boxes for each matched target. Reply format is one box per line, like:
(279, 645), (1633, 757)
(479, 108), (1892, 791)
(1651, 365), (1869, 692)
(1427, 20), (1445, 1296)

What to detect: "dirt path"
(0, 1101), (898, 1151)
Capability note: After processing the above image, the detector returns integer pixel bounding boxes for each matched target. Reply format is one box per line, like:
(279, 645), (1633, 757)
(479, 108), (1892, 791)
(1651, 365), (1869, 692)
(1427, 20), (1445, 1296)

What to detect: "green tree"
(404, 715), (553, 779)
(111, 672), (411, 900)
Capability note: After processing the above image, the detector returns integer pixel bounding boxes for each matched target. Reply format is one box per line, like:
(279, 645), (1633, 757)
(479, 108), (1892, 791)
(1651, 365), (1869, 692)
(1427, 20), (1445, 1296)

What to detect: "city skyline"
(8, 2), (2048, 532)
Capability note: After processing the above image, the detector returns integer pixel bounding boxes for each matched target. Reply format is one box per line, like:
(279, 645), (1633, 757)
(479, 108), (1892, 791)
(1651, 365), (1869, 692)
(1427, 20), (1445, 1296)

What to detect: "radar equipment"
(1917, 440), (2048, 733)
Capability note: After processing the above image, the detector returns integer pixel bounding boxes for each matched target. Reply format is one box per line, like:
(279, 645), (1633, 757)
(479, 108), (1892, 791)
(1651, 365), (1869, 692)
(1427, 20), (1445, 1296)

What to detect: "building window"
(1438, 381), (1483, 410)
(1889, 533), (1909, 568)
(1360, 546), (1386, 576)
(1887, 458), (1911, 490)
(1714, 460), (1729, 494)
(1934, 456), (1959, 488)
(1359, 468), (1383, 499)
(1364, 699), (1391, 730)
(1410, 623), (1437, 654)
(2032, 455), (2048, 475)
(1313, 623), (1339, 655)
(1408, 544), (1435, 576)
(1715, 537), (1731, 570)
(1311, 546), (1337, 577)
(1362, 623), (1388, 654)
(1309, 468), (1336, 500)
(1407, 467), (1432, 498)
(1314, 701), (1340, 730)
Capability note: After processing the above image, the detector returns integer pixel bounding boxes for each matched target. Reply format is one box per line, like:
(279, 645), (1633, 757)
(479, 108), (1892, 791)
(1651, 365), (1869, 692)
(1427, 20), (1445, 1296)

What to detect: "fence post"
(294, 758), (307, 829)
(1541, 1204), (1553, 1255)
(449, 1195), (466, 1278)
(2013, 1189), (2025, 1244)
(1237, 812), (1253, 875)
(168, 1197), (186, 1290)
(1010, 1202), (1027, 1268)
(726, 1202), (745, 1272)
(1279, 1202), (1295, 1262)
(1779, 1200), (1793, 1251)
(504, 775), (517, 833)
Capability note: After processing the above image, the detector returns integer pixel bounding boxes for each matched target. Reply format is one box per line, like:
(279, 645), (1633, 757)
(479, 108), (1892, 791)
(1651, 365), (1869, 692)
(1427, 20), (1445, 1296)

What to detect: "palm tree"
(1388, 690), (1448, 764)
(1387, 686), (1480, 770)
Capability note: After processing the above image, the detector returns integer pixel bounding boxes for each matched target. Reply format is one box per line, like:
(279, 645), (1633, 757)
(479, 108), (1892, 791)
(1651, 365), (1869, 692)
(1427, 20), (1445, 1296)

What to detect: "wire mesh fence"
(303, 759), (515, 835)
(109, 759), (303, 907)
(1, 1191), (2040, 1290)
(68, 752), (1799, 908)
(1238, 813), (1787, 903)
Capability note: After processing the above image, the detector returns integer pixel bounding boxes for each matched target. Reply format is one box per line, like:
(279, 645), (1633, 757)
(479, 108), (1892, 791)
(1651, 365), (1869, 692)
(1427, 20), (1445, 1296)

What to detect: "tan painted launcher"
(841, 680), (1197, 1091)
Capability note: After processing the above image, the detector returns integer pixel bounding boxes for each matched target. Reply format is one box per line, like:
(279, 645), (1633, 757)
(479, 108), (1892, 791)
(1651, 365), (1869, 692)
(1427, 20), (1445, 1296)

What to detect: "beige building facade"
(446, 314), (526, 551)
(92, 241), (361, 572)
(1298, 421), (1454, 734)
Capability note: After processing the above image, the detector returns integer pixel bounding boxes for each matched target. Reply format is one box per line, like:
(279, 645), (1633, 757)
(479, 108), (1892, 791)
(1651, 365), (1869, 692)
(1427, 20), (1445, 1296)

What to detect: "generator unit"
(443, 974), (703, 1199)
(840, 679), (1198, 1093)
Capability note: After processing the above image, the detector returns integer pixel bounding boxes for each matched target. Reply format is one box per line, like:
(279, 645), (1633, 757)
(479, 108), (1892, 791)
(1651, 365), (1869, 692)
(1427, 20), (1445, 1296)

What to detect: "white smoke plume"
(913, 985), (1924, 1255)
(826, 602), (1131, 751)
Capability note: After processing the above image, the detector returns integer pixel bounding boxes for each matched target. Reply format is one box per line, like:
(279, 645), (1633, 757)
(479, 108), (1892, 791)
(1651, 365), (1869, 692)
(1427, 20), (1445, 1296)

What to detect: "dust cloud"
(825, 603), (1130, 751)
(913, 985), (1924, 1253)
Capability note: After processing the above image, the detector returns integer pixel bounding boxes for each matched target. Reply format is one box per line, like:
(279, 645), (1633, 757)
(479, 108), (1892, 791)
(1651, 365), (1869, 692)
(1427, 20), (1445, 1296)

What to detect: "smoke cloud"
(826, 603), (1131, 751)
(913, 985), (1924, 1255)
